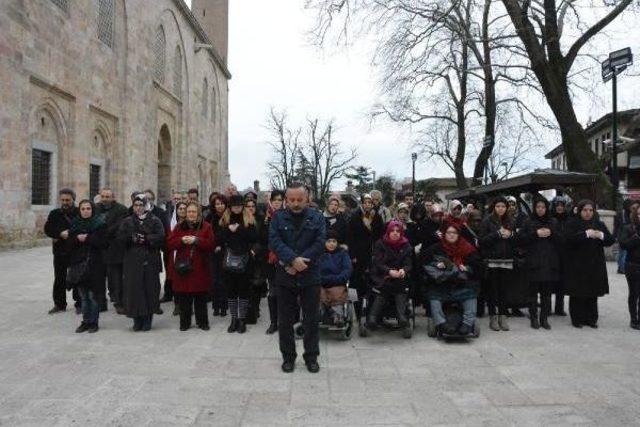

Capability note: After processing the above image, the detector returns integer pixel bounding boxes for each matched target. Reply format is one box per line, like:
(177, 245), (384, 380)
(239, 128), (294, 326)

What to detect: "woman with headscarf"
(519, 197), (562, 330)
(479, 196), (516, 332)
(564, 200), (615, 328)
(347, 194), (385, 310)
(166, 201), (187, 316)
(367, 220), (413, 331)
(551, 196), (571, 315)
(218, 194), (258, 333)
(323, 195), (348, 247)
(118, 193), (165, 331)
(67, 200), (107, 333)
(421, 223), (481, 335)
(206, 194), (228, 317)
(619, 207), (640, 330)
(262, 190), (285, 334)
(167, 202), (215, 331)
(444, 200), (466, 229)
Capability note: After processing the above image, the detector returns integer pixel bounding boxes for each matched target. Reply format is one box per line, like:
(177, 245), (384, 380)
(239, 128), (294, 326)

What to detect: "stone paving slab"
(1, 246), (640, 426)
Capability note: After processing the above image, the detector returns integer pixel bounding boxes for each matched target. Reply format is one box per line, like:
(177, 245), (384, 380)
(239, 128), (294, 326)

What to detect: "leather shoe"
(48, 306), (66, 315)
(265, 323), (278, 335)
(305, 360), (320, 373)
(75, 322), (90, 333)
(281, 360), (295, 373)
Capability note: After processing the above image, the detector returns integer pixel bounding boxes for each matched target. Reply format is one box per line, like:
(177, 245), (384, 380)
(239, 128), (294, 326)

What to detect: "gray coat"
(117, 214), (165, 318)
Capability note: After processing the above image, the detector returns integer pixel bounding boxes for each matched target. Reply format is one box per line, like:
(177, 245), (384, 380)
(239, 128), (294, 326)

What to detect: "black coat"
(619, 224), (640, 272)
(478, 215), (516, 260)
(564, 218), (615, 298)
(218, 216), (259, 256)
(518, 215), (562, 283)
(44, 207), (78, 257)
(324, 212), (348, 246)
(68, 226), (108, 294)
(420, 242), (482, 301)
(347, 209), (384, 268)
(370, 239), (413, 294)
(117, 214), (165, 317)
(96, 202), (129, 265)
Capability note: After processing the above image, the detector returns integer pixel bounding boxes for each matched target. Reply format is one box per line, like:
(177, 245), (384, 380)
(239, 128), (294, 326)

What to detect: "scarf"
(441, 228), (476, 267)
(361, 206), (374, 231)
(70, 213), (104, 235)
(382, 220), (409, 251)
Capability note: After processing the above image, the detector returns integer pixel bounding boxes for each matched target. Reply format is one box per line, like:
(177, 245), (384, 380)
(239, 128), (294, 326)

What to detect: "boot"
(394, 294), (409, 328)
(540, 314), (551, 330)
(529, 304), (540, 329)
(498, 315), (510, 331)
(265, 323), (278, 334)
(366, 295), (386, 330)
(237, 319), (247, 334)
(554, 294), (567, 316)
(227, 318), (238, 333)
(489, 315), (500, 331)
(540, 294), (551, 330)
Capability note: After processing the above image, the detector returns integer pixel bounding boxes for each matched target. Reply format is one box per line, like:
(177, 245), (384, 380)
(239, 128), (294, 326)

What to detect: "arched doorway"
(157, 124), (172, 203)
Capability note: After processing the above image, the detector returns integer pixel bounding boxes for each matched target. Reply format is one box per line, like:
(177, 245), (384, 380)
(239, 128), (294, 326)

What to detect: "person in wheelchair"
(422, 224), (481, 336)
(367, 220), (413, 329)
(318, 231), (353, 326)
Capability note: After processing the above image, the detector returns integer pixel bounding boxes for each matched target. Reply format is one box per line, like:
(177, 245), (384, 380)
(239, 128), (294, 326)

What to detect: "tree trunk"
(533, 64), (613, 205)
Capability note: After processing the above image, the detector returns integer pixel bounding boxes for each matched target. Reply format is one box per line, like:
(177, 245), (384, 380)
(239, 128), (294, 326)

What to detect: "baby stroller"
(357, 283), (415, 339)
(294, 287), (356, 341)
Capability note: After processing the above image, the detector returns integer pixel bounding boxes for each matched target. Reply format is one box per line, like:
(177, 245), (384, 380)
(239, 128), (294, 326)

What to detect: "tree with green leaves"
(345, 166), (374, 194)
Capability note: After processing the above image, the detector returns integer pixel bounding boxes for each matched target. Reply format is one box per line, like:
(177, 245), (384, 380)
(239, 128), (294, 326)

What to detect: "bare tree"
(305, 118), (358, 201)
(265, 108), (301, 189)
(500, 0), (636, 204)
(265, 109), (357, 199)
(306, 0), (553, 190)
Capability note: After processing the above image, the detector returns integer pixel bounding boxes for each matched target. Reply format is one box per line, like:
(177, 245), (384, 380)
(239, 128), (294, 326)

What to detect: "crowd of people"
(43, 181), (638, 373)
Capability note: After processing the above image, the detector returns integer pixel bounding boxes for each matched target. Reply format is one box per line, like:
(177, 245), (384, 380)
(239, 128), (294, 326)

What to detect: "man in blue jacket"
(269, 183), (326, 373)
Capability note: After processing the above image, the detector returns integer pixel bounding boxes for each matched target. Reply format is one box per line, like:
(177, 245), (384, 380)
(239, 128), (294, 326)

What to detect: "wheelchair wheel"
(473, 319), (481, 338)
(339, 321), (353, 341)
(426, 318), (438, 338)
(401, 325), (412, 339)
(295, 324), (305, 338)
(358, 323), (369, 337)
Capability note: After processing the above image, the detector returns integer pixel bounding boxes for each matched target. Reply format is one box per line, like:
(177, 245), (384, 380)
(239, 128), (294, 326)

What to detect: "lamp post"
(411, 152), (417, 195)
(602, 47), (633, 210)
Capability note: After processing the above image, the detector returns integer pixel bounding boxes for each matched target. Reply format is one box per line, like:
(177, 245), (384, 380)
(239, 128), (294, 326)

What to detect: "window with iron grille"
(50, 0), (69, 13)
(173, 46), (182, 98)
(90, 164), (101, 199)
(202, 78), (208, 117)
(32, 149), (52, 205)
(153, 26), (166, 83)
(97, 0), (114, 48)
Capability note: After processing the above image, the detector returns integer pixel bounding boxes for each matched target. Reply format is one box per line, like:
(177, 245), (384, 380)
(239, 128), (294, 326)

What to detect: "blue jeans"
(430, 298), (477, 326)
(618, 249), (627, 273)
(78, 288), (99, 325)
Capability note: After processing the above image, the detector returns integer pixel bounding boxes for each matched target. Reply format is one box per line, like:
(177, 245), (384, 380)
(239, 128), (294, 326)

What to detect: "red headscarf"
(383, 220), (409, 250)
(440, 224), (476, 267)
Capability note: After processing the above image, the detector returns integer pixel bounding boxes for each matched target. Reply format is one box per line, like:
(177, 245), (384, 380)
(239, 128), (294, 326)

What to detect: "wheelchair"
(357, 285), (416, 339)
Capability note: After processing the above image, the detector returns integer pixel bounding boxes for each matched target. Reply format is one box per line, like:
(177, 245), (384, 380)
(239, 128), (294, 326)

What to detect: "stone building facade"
(0, 0), (230, 248)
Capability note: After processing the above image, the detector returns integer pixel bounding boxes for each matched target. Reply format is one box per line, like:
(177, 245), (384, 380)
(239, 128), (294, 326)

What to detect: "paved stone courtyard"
(1, 246), (640, 426)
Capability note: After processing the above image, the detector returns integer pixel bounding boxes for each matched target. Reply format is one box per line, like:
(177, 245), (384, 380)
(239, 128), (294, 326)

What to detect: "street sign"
(609, 47), (633, 68)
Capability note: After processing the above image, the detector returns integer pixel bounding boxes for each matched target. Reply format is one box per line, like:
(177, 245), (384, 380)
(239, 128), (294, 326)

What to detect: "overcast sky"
(189, 1), (639, 191)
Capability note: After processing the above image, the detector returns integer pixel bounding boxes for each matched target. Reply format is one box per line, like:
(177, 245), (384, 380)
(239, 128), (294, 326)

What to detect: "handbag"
(66, 256), (90, 289)
(174, 246), (195, 276)
(223, 249), (249, 273)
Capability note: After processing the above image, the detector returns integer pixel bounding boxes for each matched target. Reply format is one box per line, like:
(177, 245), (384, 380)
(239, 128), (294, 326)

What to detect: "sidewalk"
(0, 246), (639, 426)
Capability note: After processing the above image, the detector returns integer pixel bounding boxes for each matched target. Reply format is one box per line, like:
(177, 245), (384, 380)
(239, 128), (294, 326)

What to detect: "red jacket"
(167, 221), (215, 293)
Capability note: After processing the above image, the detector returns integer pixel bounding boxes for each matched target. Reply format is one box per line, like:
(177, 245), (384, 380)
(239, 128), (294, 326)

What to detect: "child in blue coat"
(318, 231), (353, 326)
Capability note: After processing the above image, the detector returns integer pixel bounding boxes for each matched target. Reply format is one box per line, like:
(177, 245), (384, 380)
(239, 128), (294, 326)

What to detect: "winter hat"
(270, 190), (285, 201)
(229, 194), (245, 207)
(326, 229), (339, 241)
(397, 203), (409, 213)
(361, 193), (372, 202)
(449, 199), (463, 212)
